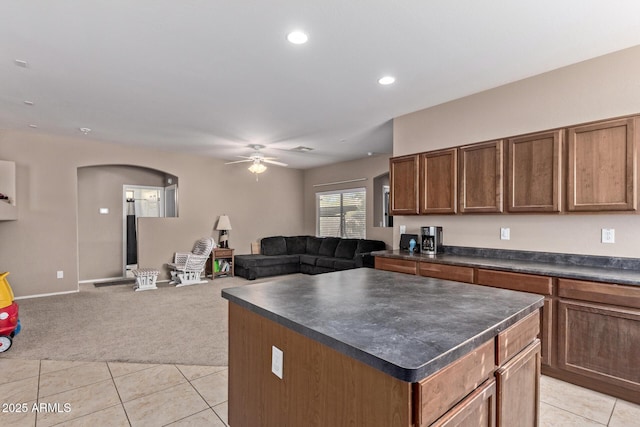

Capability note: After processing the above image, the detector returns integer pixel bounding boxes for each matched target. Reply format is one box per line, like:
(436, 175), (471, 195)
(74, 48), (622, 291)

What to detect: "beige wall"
(392, 45), (640, 257)
(77, 165), (167, 281)
(303, 155), (393, 246)
(0, 131), (304, 298)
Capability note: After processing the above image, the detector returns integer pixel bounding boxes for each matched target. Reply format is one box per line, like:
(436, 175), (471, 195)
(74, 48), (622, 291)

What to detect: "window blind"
(316, 188), (366, 238)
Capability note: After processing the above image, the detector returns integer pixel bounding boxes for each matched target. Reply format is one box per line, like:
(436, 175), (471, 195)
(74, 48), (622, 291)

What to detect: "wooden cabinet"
(557, 278), (640, 402)
(459, 140), (504, 213)
(390, 154), (419, 215)
(419, 262), (474, 283)
(419, 148), (457, 214)
(506, 130), (562, 212)
(207, 248), (234, 279)
(476, 269), (553, 367)
(495, 340), (541, 427)
(375, 256), (417, 275)
(431, 379), (496, 427)
(567, 117), (638, 211)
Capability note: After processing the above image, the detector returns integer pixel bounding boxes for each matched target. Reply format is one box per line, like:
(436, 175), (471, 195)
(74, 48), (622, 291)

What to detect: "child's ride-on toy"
(0, 272), (20, 352)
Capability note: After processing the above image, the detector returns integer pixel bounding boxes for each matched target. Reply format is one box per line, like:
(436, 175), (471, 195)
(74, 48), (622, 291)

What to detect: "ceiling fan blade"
(263, 159), (288, 167)
(225, 159), (253, 165)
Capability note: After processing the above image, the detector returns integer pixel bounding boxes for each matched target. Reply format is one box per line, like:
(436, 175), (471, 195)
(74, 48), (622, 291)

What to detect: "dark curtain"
(126, 199), (137, 265)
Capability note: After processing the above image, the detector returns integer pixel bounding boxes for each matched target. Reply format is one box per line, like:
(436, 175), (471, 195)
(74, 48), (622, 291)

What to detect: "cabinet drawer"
(413, 340), (495, 426)
(431, 379), (496, 427)
(214, 249), (233, 257)
(557, 278), (640, 309)
(496, 311), (540, 366)
(419, 262), (474, 283)
(374, 257), (417, 275)
(477, 269), (553, 296)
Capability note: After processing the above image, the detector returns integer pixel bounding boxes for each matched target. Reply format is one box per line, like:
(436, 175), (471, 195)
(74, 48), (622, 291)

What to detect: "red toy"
(0, 272), (20, 352)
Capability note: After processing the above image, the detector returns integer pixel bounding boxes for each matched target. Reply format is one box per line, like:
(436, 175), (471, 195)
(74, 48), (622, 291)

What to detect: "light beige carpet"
(4, 275), (280, 366)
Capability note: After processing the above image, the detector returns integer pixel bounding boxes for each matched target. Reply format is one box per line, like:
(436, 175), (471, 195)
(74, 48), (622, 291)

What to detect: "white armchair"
(167, 237), (215, 287)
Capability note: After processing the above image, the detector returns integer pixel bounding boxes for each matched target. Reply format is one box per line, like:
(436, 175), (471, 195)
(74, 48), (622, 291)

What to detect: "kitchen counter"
(222, 268), (542, 382)
(371, 248), (640, 286)
(222, 268), (544, 426)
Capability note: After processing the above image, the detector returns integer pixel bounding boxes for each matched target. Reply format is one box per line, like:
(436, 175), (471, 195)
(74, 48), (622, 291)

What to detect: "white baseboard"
(15, 289), (79, 300)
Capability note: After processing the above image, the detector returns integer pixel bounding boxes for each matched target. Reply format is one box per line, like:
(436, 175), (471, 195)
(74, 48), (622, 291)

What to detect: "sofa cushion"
(306, 237), (323, 255)
(299, 254), (318, 266)
(235, 254), (299, 268)
(335, 239), (359, 259)
(261, 236), (287, 256)
(356, 239), (386, 255)
(334, 259), (357, 270)
(315, 256), (336, 269)
(285, 236), (308, 254)
(319, 237), (341, 257)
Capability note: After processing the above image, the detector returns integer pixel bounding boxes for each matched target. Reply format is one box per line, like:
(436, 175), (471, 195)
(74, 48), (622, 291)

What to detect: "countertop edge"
(222, 287), (543, 383)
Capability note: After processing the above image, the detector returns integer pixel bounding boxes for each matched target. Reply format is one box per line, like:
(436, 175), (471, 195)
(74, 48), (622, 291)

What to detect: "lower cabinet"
(556, 278), (640, 403)
(431, 379), (496, 427)
(496, 341), (541, 427)
(419, 262), (474, 283)
(375, 257), (417, 274)
(476, 269), (553, 367)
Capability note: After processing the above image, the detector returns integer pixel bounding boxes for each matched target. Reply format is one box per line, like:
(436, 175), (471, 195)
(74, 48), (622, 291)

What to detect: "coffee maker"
(421, 226), (443, 256)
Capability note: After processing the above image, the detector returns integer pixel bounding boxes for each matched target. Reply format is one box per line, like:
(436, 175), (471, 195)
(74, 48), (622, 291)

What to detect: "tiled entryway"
(1, 358), (638, 426)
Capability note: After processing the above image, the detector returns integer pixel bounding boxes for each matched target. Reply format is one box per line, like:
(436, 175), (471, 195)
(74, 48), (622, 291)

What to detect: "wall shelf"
(0, 160), (17, 220)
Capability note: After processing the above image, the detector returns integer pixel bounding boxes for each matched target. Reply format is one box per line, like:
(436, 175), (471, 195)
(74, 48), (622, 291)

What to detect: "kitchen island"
(222, 268), (544, 426)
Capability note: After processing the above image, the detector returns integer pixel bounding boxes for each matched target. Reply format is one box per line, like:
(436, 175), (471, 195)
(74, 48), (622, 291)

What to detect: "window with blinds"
(316, 188), (366, 238)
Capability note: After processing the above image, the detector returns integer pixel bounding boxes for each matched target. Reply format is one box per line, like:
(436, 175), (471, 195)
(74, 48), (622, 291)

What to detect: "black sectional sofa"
(234, 235), (386, 280)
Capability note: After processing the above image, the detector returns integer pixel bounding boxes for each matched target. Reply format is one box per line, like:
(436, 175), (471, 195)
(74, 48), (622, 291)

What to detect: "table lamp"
(216, 215), (232, 248)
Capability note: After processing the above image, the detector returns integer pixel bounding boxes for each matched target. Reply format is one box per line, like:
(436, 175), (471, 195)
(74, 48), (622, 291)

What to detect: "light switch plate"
(99, 208), (109, 214)
(500, 227), (510, 240)
(601, 228), (615, 244)
(271, 346), (283, 379)
(399, 225), (406, 234)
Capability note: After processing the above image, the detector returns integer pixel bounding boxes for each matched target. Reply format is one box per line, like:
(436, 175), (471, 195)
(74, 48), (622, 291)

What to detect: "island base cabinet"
(557, 299), (640, 401)
(228, 303), (413, 427)
(495, 340), (541, 427)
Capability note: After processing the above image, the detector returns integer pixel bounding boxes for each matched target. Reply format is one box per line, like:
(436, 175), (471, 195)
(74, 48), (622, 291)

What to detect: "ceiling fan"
(225, 144), (288, 178)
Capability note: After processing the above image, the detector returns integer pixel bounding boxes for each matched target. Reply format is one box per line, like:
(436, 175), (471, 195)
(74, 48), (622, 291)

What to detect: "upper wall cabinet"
(567, 117), (637, 212)
(507, 130), (563, 213)
(390, 154), (419, 215)
(459, 140), (504, 213)
(419, 148), (457, 214)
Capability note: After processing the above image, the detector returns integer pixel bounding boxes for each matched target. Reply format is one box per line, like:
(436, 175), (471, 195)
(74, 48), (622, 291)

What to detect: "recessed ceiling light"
(287, 31), (308, 44)
(378, 76), (396, 85)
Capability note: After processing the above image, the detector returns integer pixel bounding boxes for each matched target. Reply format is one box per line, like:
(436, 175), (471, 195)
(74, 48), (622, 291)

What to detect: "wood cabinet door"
(459, 140), (504, 213)
(430, 379), (496, 427)
(557, 299), (640, 396)
(419, 148), (457, 214)
(390, 155), (419, 215)
(507, 130), (562, 212)
(495, 340), (541, 427)
(567, 117), (637, 211)
(375, 257), (417, 275)
(419, 262), (474, 283)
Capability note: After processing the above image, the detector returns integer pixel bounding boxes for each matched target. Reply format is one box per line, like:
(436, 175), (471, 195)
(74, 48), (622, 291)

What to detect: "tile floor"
(1, 358), (638, 426)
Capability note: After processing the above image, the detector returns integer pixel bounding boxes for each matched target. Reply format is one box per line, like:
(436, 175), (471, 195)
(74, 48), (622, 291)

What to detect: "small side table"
(209, 248), (234, 279)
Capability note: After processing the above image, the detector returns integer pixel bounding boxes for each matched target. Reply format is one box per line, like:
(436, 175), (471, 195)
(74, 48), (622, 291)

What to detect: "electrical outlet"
(399, 225), (406, 234)
(56, 270), (64, 279)
(271, 345), (283, 379)
(601, 228), (615, 244)
(500, 228), (510, 240)
(99, 208), (109, 214)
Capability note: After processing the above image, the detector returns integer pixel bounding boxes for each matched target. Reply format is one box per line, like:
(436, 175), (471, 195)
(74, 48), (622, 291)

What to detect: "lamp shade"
(216, 215), (232, 230)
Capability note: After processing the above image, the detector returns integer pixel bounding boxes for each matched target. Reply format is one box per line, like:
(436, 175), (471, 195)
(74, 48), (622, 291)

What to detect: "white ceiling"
(2, 1), (640, 169)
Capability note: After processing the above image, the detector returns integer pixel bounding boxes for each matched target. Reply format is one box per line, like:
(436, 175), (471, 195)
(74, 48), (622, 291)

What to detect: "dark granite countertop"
(222, 268), (543, 383)
(372, 249), (640, 287)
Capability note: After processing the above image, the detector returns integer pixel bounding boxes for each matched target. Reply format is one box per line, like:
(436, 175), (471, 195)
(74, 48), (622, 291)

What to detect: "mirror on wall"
(373, 172), (393, 227)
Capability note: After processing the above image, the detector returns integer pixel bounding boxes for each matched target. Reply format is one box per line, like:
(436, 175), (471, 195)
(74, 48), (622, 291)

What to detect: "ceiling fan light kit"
(225, 144), (288, 179)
